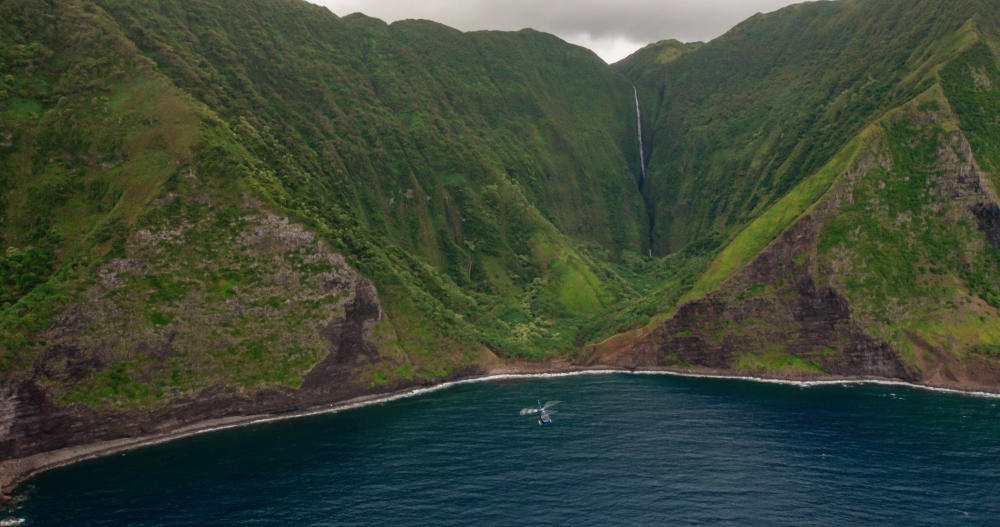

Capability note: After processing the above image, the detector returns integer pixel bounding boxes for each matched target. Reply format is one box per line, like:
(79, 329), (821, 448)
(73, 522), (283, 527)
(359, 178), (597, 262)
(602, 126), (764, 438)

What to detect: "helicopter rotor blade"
(520, 408), (540, 415)
(543, 401), (561, 409)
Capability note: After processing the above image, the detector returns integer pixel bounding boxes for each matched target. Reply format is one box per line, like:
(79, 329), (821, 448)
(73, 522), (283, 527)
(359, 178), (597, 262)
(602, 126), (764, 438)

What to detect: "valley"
(1, 0), (999, 491)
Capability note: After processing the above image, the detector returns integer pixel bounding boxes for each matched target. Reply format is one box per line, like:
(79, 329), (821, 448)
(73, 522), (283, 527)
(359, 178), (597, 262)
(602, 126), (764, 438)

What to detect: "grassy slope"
(0, 0), (209, 368)
(809, 74), (1000, 371)
(594, 0), (995, 338)
(0, 0), (398, 403)
(880, 38), (1000, 366)
(684, 131), (865, 302)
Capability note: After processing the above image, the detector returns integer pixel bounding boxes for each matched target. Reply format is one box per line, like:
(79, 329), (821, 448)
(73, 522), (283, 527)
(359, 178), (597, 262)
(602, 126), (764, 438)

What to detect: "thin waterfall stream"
(633, 86), (646, 185)
(634, 86), (654, 257)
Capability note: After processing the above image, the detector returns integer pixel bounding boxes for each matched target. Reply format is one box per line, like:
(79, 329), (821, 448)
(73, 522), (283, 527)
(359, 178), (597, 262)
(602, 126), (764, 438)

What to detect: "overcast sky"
(311, 0), (812, 63)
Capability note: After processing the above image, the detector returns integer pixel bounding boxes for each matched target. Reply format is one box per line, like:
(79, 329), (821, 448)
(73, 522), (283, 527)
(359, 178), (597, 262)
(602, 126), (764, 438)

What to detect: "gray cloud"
(311, 0), (810, 62)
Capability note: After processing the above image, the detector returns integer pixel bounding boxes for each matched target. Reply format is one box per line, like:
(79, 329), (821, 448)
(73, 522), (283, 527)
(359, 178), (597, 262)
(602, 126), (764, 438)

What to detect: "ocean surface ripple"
(19, 374), (1000, 526)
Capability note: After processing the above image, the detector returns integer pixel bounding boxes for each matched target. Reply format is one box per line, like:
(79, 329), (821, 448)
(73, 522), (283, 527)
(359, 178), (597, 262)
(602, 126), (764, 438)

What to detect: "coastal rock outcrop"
(0, 203), (411, 487)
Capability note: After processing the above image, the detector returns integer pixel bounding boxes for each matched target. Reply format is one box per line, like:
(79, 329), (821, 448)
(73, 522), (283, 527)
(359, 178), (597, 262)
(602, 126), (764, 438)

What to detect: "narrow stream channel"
(633, 86), (655, 256)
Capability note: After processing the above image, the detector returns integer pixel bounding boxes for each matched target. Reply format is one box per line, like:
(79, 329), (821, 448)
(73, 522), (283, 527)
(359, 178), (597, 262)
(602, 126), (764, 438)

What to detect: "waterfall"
(633, 86), (646, 185)
(634, 86), (654, 258)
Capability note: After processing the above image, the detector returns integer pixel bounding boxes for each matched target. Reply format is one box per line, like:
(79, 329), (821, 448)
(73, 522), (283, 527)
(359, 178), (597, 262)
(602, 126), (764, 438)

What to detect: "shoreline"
(3, 364), (999, 496)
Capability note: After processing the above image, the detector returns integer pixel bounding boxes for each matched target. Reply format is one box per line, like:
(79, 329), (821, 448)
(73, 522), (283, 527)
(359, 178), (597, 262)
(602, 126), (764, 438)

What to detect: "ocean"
(16, 373), (1000, 526)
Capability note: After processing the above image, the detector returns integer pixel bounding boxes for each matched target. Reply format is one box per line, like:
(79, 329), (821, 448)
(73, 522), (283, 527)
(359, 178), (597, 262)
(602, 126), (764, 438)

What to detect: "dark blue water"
(16, 373), (1000, 526)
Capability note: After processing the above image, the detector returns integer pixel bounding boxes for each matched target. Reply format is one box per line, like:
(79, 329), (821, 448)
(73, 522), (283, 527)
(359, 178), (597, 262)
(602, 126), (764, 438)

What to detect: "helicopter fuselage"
(537, 400), (552, 424)
(525, 400), (555, 424)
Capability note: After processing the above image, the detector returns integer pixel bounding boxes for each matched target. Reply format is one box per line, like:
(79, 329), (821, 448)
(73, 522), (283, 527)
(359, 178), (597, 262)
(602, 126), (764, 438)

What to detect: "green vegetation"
(610, 0), (1000, 372)
(941, 41), (1000, 190)
(734, 349), (823, 374)
(0, 0), (656, 407)
(808, 43), (1000, 360)
(577, 237), (719, 343)
(4, 0), (1000, 410)
(685, 132), (866, 302)
(619, 0), (981, 257)
(86, 0), (660, 360)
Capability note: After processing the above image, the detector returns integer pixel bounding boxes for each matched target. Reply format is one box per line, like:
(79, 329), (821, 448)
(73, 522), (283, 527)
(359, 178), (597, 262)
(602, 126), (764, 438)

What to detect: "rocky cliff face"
(583, 214), (914, 381)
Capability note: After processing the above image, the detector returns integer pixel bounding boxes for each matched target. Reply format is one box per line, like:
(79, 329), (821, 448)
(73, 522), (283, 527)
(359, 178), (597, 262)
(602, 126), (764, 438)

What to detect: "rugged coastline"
(3, 361), (999, 502)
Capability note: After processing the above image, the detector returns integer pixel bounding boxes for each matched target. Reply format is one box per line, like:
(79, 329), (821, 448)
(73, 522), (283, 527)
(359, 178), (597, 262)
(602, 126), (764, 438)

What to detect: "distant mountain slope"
(105, 2), (649, 251)
(618, 0), (982, 256)
(613, 39), (701, 95)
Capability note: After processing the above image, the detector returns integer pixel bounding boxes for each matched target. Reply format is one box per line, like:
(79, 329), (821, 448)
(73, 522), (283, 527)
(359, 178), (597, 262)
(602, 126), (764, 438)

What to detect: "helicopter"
(520, 400), (559, 425)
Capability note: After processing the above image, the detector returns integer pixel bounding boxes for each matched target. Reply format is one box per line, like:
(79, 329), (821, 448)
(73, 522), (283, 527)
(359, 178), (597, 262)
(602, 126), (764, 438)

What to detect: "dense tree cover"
(100, 0), (649, 251)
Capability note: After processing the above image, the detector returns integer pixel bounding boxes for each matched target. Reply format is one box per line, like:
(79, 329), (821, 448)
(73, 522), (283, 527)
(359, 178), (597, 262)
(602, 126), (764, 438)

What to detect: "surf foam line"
(624, 370), (1000, 398)
(49, 370), (1000, 448)
(10, 368), (999, 490)
(188, 369), (1000, 439)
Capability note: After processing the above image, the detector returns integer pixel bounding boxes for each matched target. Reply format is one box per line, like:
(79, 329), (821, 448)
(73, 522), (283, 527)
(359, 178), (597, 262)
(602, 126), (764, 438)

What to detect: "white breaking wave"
(211, 370), (1000, 436)
(27, 367), (999, 484)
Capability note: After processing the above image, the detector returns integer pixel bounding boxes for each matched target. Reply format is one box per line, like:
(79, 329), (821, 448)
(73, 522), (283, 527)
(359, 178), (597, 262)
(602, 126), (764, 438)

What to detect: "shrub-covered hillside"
(92, 0), (657, 358)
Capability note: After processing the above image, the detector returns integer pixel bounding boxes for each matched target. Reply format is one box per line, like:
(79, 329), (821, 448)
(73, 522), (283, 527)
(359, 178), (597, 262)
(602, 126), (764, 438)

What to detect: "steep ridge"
(0, 0), (419, 482)
(594, 7), (1000, 389)
(105, 0), (660, 355)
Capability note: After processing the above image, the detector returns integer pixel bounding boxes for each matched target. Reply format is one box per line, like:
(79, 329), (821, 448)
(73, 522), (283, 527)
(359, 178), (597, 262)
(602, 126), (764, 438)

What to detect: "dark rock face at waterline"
(0, 270), (420, 485)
